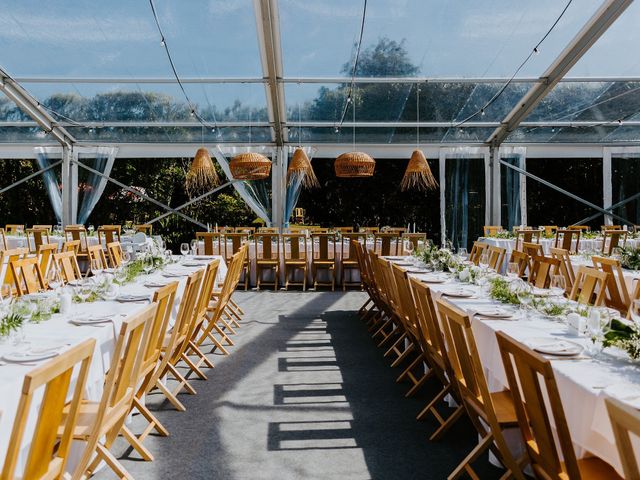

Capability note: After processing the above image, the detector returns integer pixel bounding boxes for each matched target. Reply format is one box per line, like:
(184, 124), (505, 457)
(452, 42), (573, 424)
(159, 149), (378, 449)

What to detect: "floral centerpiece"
(618, 246), (640, 271)
(414, 243), (456, 271)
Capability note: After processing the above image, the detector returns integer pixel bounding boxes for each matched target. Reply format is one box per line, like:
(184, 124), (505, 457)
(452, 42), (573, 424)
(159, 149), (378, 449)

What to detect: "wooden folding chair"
(69, 304), (157, 480)
(4, 224), (24, 235)
(106, 241), (123, 267)
(26, 227), (51, 254)
(128, 281), (179, 459)
(436, 299), (525, 480)
(550, 247), (575, 294)
(569, 266), (608, 306)
(602, 229), (628, 255)
(146, 269), (203, 412)
(522, 241), (544, 258)
(87, 244), (109, 274)
(64, 226), (89, 262)
(97, 225), (122, 246)
(508, 249), (530, 278)
(37, 243), (58, 283)
(401, 232), (427, 253)
(341, 233), (367, 290)
(0, 247), (28, 293)
(282, 233), (307, 290)
(368, 254), (399, 347)
(592, 256), (631, 314)
(353, 240), (377, 319)
(515, 228), (541, 251)
(134, 223), (153, 235)
(62, 239), (81, 254)
(483, 225), (502, 237)
(409, 278), (465, 439)
(373, 232), (401, 256)
(53, 250), (82, 283)
(496, 331), (621, 480)
(10, 256), (46, 295)
(223, 232), (250, 290)
(541, 225), (558, 236)
(32, 224), (52, 232)
(487, 245), (506, 271)
(469, 241), (489, 265)
(528, 255), (561, 289)
(311, 233), (336, 290)
(555, 229), (581, 254)
(1, 339), (95, 480)
(606, 396), (640, 480)
(255, 233), (280, 290)
(196, 231), (222, 256)
(0, 227), (6, 250)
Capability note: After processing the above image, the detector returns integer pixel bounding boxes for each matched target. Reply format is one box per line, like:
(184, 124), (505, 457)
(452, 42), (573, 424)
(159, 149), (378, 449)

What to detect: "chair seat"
(343, 260), (359, 267)
(489, 390), (518, 425)
(257, 260), (278, 265)
(313, 260), (335, 266)
(557, 457), (622, 480)
(284, 260), (307, 266)
(59, 400), (128, 440)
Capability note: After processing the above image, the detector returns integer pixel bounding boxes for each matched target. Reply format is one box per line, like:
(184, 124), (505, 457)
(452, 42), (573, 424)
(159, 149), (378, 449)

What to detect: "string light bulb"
(190, 110), (195, 117)
(618, 119), (623, 125)
(160, 39), (165, 47)
(533, 47), (539, 54)
(480, 109), (485, 117)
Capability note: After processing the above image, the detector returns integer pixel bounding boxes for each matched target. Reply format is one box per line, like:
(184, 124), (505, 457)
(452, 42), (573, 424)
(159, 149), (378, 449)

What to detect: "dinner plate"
(392, 261), (413, 267)
(441, 288), (475, 298)
(532, 287), (552, 297)
(144, 280), (170, 288)
(405, 268), (428, 274)
(70, 316), (113, 325)
(418, 275), (448, 284)
(116, 294), (150, 302)
(526, 337), (584, 356)
(162, 271), (189, 278)
(3, 349), (60, 363)
(474, 307), (513, 319)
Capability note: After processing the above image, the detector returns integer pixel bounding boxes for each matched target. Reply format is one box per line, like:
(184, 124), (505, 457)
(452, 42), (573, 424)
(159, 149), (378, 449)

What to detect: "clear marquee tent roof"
(0, 0), (639, 149)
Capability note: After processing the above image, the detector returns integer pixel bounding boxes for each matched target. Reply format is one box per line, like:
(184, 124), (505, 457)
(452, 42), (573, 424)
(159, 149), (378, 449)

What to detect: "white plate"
(392, 261), (413, 267)
(442, 288), (475, 298)
(144, 281), (170, 288)
(162, 270), (189, 277)
(116, 294), (150, 302)
(532, 287), (552, 297)
(418, 275), (447, 284)
(3, 349), (60, 363)
(181, 262), (203, 267)
(526, 337), (584, 356)
(475, 307), (513, 319)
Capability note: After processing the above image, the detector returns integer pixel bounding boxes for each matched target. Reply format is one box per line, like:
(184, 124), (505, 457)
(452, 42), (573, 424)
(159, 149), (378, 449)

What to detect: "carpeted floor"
(94, 290), (504, 479)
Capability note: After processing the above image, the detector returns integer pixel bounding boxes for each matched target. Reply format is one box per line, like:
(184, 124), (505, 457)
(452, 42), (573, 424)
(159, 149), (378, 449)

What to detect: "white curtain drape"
(77, 146), (118, 224)
(499, 146), (527, 229)
(34, 147), (63, 223)
(213, 145), (274, 226)
(283, 146), (314, 227)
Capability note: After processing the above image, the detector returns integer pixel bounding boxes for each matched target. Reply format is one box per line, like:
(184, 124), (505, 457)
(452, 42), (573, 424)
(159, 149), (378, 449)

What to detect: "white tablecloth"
(397, 261), (638, 476)
(0, 255), (226, 474)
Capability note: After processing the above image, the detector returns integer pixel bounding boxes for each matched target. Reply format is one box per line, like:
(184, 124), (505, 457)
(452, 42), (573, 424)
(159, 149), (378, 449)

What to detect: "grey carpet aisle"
(94, 291), (504, 480)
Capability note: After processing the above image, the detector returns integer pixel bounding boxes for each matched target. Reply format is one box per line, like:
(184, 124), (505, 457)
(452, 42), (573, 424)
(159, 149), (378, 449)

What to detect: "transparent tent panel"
(0, 127), (58, 143)
(0, 0), (262, 77)
(65, 126), (272, 143)
(292, 126), (495, 144)
(280, 0), (603, 78)
(507, 125), (640, 143)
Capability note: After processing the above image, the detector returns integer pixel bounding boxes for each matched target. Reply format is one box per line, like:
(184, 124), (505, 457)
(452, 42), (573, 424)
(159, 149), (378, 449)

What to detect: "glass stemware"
(479, 251), (490, 271)
(549, 274), (566, 298)
(190, 239), (198, 256)
(403, 239), (414, 257)
(180, 243), (190, 260)
(506, 262), (520, 281)
(47, 264), (63, 292)
(514, 281), (533, 321)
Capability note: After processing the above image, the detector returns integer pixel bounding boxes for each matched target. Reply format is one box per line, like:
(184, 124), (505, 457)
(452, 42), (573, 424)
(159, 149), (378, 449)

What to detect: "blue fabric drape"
(77, 147), (117, 224)
(283, 146), (313, 227)
(503, 156), (521, 229)
(35, 147), (62, 223)
(446, 158), (469, 249)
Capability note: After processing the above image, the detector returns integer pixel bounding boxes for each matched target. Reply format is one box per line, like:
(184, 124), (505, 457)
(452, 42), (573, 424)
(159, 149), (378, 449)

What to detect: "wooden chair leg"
(154, 379), (186, 412)
(95, 443), (134, 480)
(121, 424), (154, 461)
(181, 352), (208, 380)
(448, 432), (494, 480)
(133, 396), (169, 438)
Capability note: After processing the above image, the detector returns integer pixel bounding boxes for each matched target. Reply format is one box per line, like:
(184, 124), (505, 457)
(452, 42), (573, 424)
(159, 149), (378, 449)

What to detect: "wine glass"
(515, 281), (533, 321)
(190, 239), (198, 257)
(90, 258), (103, 280)
(121, 249), (132, 266)
(506, 262), (520, 281)
(479, 251), (490, 271)
(550, 275), (566, 298)
(102, 278), (119, 301)
(47, 264), (63, 292)
(457, 247), (468, 261)
(403, 239), (414, 257)
(180, 243), (190, 260)
(143, 254), (154, 276)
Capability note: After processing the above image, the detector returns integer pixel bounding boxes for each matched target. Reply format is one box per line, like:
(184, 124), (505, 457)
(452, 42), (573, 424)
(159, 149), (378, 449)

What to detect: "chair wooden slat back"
(554, 229), (580, 254)
(390, 264), (419, 337)
(334, 226), (354, 233)
(373, 256), (395, 311)
(5, 224), (24, 235)
(97, 225), (121, 246)
(0, 228), (6, 251)
(377, 257), (400, 315)
(508, 249), (530, 278)
(606, 397), (640, 480)
(487, 245), (506, 271)
(10, 257), (46, 295)
(26, 228), (50, 254)
(183, 261), (220, 360)
(311, 233), (335, 261)
(53, 250), (82, 283)
(341, 233), (367, 261)
(362, 226), (379, 234)
(258, 227), (279, 234)
(603, 229), (628, 255)
(401, 233), (427, 253)
(255, 233), (279, 261)
(223, 233), (249, 261)
(106, 241), (123, 267)
(1, 247), (28, 288)
(515, 229), (541, 251)
(1, 339), (95, 480)
(64, 226), (88, 253)
(592, 255), (631, 313)
(522, 241), (544, 258)
(496, 331), (581, 479)
(528, 255), (561, 289)
(196, 232), (222, 256)
(282, 233), (306, 260)
(134, 224), (153, 235)
(483, 225), (502, 237)
(550, 247), (575, 294)
(568, 225), (590, 232)
(541, 225), (558, 236)
(602, 224), (622, 232)
(235, 226), (255, 234)
(569, 266), (608, 306)
(373, 232), (400, 256)
(32, 225), (52, 232)
(37, 243), (58, 282)
(469, 241), (489, 265)
(62, 239), (81, 254)
(73, 304), (156, 479)
(87, 244), (109, 272)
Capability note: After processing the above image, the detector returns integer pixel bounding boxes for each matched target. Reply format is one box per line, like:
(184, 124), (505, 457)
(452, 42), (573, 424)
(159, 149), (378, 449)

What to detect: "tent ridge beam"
(487, 0), (633, 148)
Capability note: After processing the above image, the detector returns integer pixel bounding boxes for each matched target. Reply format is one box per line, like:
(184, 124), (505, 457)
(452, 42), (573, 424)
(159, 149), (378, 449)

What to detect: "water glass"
(403, 239), (414, 256)
(457, 248), (468, 261)
(479, 252), (490, 270)
(550, 275), (566, 297)
(180, 243), (190, 258)
(47, 264), (63, 292)
(190, 239), (198, 256)
(90, 258), (103, 279)
(506, 262), (520, 280)
(515, 281), (533, 320)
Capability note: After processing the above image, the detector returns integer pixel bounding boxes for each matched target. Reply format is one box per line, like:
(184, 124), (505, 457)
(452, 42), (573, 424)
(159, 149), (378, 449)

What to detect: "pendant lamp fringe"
(185, 147), (219, 193)
(287, 148), (319, 188)
(401, 150), (438, 191)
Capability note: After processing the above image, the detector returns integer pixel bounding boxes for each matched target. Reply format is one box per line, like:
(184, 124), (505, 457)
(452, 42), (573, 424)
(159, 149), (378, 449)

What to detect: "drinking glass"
(479, 252), (490, 270)
(143, 255), (154, 276)
(515, 282), (533, 320)
(102, 278), (119, 301)
(190, 239), (198, 256)
(47, 264), (63, 292)
(506, 262), (520, 280)
(180, 243), (190, 259)
(90, 258), (103, 280)
(403, 239), (414, 256)
(549, 275), (566, 298)
(457, 247), (468, 261)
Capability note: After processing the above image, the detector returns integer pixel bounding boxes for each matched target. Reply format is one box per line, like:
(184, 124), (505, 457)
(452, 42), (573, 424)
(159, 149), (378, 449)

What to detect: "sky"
(0, 0), (637, 115)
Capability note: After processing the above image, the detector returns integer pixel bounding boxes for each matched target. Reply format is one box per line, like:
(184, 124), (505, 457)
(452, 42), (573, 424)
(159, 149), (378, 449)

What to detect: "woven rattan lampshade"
(288, 148), (319, 188)
(229, 152), (271, 180)
(401, 149), (438, 191)
(334, 151), (375, 178)
(185, 147), (219, 192)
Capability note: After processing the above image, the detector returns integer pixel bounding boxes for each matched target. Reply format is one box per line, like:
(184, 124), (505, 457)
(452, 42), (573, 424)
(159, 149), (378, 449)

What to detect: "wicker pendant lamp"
(335, 88), (375, 178)
(288, 148), (319, 188)
(229, 108), (271, 180)
(401, 85), (438, 191)
(185, 147), (219, 192)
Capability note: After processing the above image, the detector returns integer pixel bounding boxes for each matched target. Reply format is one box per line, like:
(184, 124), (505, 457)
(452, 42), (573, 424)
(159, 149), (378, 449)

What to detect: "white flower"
(458, 268), (470, 282)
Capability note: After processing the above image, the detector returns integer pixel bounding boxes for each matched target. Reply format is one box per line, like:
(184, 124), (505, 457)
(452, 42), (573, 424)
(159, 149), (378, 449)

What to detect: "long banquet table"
(0, 255), (226, 475)
(389, 257), (638, 477)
